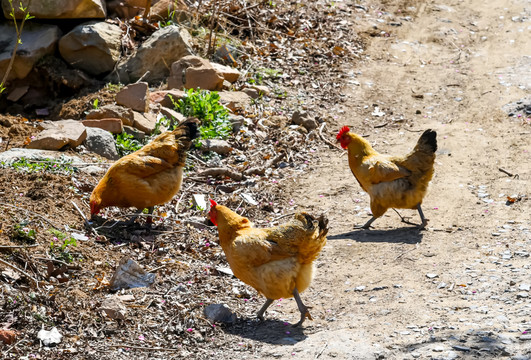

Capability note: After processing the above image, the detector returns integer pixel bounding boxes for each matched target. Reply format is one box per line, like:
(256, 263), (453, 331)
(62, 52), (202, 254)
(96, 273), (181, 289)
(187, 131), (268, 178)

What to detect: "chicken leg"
(356, 216), (376, 229)
(292, 287), (312, 327)
(393, 204), (428, 229)
(256, 298), (274, 321)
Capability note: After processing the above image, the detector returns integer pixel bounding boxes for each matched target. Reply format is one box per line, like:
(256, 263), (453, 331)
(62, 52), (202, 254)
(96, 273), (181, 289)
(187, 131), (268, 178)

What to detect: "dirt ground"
(1, 0), (530, 359)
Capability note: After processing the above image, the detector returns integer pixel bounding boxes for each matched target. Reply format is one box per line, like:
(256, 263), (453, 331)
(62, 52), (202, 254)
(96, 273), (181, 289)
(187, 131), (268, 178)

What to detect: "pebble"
(520, 335), (531, 341)
(519, 284), (531, 291)
(452, 345), (471, 352)
(426, 273), (438, 279)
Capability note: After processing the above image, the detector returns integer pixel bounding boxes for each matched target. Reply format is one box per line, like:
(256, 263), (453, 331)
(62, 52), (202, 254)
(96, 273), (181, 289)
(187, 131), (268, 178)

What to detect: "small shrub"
(11, 221), (36, 244)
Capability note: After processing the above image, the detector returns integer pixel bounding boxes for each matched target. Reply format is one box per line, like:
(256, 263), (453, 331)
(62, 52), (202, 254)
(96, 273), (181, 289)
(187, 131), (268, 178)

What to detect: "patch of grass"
(115, 132), (143, 157)
(247, 67), (282, 85)
(11, 221), (36, 244)
(49, 229), (77, 263)
(105, 83), (123, 92)
(170, 88), (232, 140)
(1, 157), (77, 175)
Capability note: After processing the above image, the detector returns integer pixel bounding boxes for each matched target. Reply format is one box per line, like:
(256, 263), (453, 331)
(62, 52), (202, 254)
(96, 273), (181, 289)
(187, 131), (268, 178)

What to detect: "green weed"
(11, 221), (36, 244)
(49, 229), (77, 263)
(1, 157), (77, 175)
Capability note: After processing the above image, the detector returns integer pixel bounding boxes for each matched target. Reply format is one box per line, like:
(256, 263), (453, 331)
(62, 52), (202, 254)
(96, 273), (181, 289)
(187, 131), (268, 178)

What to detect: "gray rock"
(83, 127), (119, 160)
(0, 23), (61, 81)
(28, 120), (86, 150)
(0, 148), (81, 164)
(116, 82), (150, 113)
(109, 257), (155, 291)
(86, 104), (135, 126)
(2, 0), (106, 19)
(229, 115), (245, 133)
(198, 139), (232, 155)
(111, 25), (193, 84)
(59, 21), (122, 75)
(452, 345), (470, 352)
(168, 55), (224, 91)
(291, 110), (319, 130)
(204, 304), (236, 324)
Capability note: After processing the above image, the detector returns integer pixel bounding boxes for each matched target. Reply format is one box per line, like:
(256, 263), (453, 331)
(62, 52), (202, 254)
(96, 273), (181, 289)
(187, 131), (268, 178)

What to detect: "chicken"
(89, 117), (200, 223)
(336, 127), (437, 229)
(209, 200), (328, 326)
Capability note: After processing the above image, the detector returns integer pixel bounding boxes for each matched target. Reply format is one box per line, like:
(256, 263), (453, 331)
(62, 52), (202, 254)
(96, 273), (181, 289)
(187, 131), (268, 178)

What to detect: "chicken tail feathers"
(417, 129), (437, 154)
(175, 117), (200, 142)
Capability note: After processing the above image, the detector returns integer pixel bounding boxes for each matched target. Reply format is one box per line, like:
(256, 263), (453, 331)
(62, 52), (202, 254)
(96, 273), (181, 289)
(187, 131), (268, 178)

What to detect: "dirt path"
(257, 0), (531, 358)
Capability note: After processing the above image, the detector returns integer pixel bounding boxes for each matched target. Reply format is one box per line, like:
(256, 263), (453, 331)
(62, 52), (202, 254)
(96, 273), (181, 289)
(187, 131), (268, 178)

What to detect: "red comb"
(336, 126), (350, 140)
(210, 199), (217, 207)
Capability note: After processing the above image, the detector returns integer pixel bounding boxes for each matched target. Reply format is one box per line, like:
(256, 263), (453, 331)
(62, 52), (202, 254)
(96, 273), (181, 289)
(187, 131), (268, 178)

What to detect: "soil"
(1, 0), (530, 359)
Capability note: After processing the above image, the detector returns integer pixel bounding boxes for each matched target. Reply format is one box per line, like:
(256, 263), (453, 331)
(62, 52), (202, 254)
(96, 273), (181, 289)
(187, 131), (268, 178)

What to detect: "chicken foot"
(292, 287), (313, 327)
(256, 298), (274, 321)
(392, 205), (428, 229)
(356, 216), (376, 229)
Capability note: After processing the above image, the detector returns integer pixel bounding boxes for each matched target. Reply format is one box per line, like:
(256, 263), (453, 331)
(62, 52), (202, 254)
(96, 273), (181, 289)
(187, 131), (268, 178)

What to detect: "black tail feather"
(419, 129), (437, 153)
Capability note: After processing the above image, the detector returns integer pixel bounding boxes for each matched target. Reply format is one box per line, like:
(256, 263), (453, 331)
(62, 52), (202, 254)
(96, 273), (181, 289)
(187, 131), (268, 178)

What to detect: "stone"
(247, 84), (270, 96)
(116, 82), (150, 112)
(0, 23), (61, 82)
(211, 62), (241, 83)
(150, 89), (186, 108)
(0, 148), (82, 164)
(218, 91), (252, 112)
(204, 304), (236, 324)
(109, 257), (156, 291)
(229, 115), (245, 133)
(2, 0), (106, 19)
(28, 120), (87, 150)
(83, 127), (120, 160)
(111, 25), (193, 84)
(132, 111), (157, 134)
(159, 107), (186, 124)
(198, 139), (232, 155)
(82, 118), (123, 134)
(168, 55), (224, 91)
(7, 86), (29, 102)
(292, 110), (319, 130)
(242, 88), (259, 99)
(99, 296), (127, 320)
(86, 104), (135, 126)
(59, 21), (122, 76)
(263, 115), (289, 129)
(36, 327), (62, 346)
(123, 125), (146, 141)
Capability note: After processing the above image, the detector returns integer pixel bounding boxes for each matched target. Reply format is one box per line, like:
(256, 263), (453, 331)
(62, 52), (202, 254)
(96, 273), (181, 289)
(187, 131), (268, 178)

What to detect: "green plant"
(114, 132), (143, 157)
(92, 98), (99, 109)
(105, 83), (123, 92)
(170, 89), (232, 140)
(0, 0), (34, 94)
(247, 67), (282, 85)
(11, 221), (36, 244)
(49, 229), (77, 263)
(1, 157), (77, 175)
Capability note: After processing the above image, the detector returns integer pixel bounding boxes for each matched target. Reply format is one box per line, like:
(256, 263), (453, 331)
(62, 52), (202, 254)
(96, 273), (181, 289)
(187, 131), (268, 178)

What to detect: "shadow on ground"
(328, 227), (424, 244)
(223, 318), (308, 345)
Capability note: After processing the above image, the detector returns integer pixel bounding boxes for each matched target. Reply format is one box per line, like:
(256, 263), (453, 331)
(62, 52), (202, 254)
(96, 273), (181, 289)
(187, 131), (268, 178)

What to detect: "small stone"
(99, 296), (127, 320)
(132, 112), (157, 134)
(520, 335), (531, 341)
(426, 273), (439, 279)
(204, 304), (236, 324)
(116, 82), (150, 112)
(452, 345), (470, 352)
(516, 292), (529, 298)
(519, 284), (531, 291)
(82, 118), (123, 134)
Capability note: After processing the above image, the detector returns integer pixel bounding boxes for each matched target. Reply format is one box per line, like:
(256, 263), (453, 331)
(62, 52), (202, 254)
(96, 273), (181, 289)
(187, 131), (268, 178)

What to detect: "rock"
(0, 148), (82, 164)
(59, 21), (122, 76)
(204, 304), (237, 324)
(123, 125), (146, 141)
(211, 62), (241, 83)
(247, 84), (270, 96)
(516, 292), (529, 298)
(86, 104), (135, 126)
(83, 127), (119, 160)
(451, 345), (470, 352)
(28, 120), (87, 150)
(198, 139), (232, 155)
(519, 284), (531, 291)
(116, 82), (150, 113)
(82, 118), (123, 134)
(100, 296), (127, 320)
(520, 335), (531, 341)
(242, 88), (260, 99)
(0, 23), (61, 82)
(426, 273), (439, 279)
(263, 115), (289, 129)
(168, 55), (224, 91)
(150, 89), (186, 108)
(7, 86), (29, 102)
(111, 25), (193, 84)
(37, 327), (62, 346)
(2, 0), (106, 19)
(291, 110), (319, 130)
(132, 111), (157, 134)
(218, 91), (252, 112)
(159, 107), (186, 124)
(109, 257), (156, 291)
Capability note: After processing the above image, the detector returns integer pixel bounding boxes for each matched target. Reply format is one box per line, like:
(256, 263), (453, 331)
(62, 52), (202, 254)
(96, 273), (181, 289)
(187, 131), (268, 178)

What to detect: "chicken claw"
(292, 287), (313, 327)
(256, 298), (274, 321)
